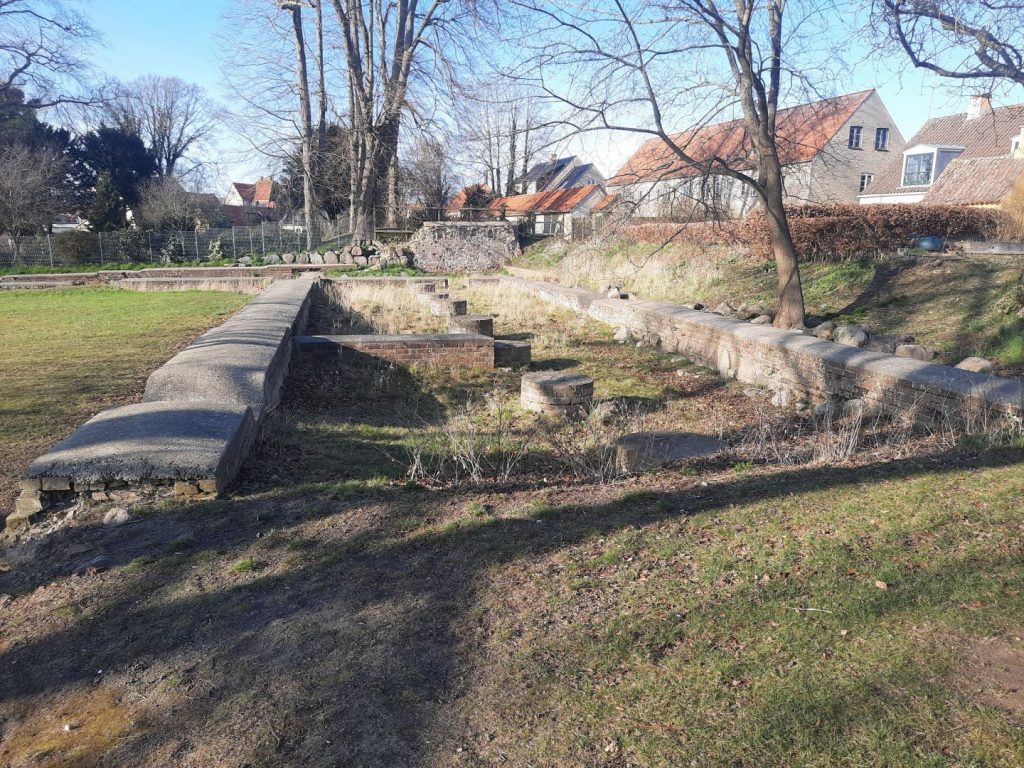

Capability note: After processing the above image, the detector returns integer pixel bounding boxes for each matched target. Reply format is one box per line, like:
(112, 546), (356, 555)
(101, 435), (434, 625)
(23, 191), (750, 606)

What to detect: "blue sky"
(83, 0), (1024, 185)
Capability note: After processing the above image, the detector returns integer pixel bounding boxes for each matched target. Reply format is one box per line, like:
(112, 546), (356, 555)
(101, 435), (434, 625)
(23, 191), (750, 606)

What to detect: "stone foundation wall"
(504, 276), (1024, 424)
(295, 334), (494, 369)
(409, 221), (519, 273)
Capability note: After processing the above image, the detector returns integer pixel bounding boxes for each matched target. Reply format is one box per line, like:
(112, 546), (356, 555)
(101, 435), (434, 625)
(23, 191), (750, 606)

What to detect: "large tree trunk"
(286, 2), (316, 250)
(759, 158), (805, 328)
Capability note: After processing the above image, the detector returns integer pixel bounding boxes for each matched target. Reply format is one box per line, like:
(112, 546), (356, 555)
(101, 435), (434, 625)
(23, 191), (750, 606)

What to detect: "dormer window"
(902, 153), (934, 186)
(900, 144), (965, 187)
(1013, 137), (1021, 156)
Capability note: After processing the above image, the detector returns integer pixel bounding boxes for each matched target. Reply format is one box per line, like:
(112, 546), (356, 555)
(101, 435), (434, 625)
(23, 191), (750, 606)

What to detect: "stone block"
(41, 477), (71, 491)
(450, 315), (494, 337)
(26, 400), (257, 490)
(616, 431), (723, 473)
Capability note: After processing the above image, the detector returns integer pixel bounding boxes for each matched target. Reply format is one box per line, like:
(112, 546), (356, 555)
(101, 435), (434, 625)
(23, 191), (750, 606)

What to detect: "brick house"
(224, 177), (278, 209)
(607, 89), (904, 218)
(859, 96), (1024, 209)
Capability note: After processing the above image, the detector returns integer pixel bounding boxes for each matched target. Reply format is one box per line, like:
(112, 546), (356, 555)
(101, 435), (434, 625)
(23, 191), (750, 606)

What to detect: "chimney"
(967, 94), (993, 120)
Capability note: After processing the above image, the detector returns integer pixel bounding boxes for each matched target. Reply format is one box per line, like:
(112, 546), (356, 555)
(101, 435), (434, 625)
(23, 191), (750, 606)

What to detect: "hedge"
(621, 204), (1004, 261)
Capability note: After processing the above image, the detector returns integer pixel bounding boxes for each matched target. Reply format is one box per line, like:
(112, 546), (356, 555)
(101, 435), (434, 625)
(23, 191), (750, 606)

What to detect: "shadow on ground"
(2, 445), (1023, 766)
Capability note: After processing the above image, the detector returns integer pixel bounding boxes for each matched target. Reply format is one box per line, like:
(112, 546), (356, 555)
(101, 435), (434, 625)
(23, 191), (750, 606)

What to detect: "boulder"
(613, 326), (631, 344)
(833, 324), (868, 348)
(310, 252), (325, 265)
(340, 250), (355, 265)
(264, 253), (283, 265)
(296, 252), (311, 265)
(324, 250), (339, 264)
(865, 333), (914, 354)
(712, 301), (736, 316)
(955, 356), (996, 373)
(809, 321), (836, 340)
(350, 244), (363, 257)
(354, 255), (368, 266)
(282, 252), (296, 264)
(237, 256), (253, 266)
(750, 314), (772, 325)
(895, 343), (934, 362)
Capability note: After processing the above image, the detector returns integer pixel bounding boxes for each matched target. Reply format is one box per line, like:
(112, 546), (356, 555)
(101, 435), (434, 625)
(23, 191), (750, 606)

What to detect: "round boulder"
(895, 343), (935, 362)
(833, 324), (868, 348)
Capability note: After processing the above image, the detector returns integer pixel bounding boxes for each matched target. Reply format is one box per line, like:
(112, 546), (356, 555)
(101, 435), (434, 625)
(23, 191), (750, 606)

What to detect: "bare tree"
(876, 1), (1024, 88)
(402, 134), (456, 209)
(505, 0), (847, 327)
(279, 1), (316, 248)
(137, 176), (219, 231)
(105, 75), (219, 179)
(0, 0), (98, 113)
(456, 81), (554, 195)
(0, 142), (65, 261)
(329, 0), (483, 239)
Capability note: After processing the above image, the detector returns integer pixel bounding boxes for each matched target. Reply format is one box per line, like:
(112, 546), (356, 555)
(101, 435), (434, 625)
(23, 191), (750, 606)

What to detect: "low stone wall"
(10, 277), (318, 536)
(116, 277), (274, 294)
(295, 333), (494, 369)
(410, 221), (519, 273)
(504, 276), (1024, 424)
(144, 277), (316, 418)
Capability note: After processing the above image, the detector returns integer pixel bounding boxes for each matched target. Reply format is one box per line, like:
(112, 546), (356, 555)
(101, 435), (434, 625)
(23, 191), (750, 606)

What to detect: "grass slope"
(0, 286), (249, 512)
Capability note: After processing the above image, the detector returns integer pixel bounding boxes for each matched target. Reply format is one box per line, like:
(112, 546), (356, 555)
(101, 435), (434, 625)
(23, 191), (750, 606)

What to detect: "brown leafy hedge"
(621, 204), (1003, 261)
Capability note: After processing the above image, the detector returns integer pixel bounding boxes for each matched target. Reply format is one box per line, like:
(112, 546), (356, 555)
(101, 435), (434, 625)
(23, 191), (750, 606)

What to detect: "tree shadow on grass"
(1, 447), (1023, 766)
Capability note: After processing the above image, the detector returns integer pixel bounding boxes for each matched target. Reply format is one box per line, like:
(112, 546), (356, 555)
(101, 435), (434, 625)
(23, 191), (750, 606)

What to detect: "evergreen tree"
(86, 172), (127, 231)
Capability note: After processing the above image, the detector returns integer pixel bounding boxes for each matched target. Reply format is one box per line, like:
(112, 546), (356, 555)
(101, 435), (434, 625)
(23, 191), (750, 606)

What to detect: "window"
(848, 126), (862, 149)
(1013, 138), (1021, 156)
(875, 127), (889, 151)
(902, 152), (934, 186)
(859, 173), (874, 193)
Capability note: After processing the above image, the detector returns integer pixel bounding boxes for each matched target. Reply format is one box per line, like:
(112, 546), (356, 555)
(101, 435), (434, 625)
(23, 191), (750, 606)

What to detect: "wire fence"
(1, 205), (607, 268)
(0, 220), (353, 268)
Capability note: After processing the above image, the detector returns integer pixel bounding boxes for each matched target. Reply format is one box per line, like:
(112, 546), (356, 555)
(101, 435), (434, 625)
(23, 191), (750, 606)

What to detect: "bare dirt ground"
(3, 281), (1024, 767)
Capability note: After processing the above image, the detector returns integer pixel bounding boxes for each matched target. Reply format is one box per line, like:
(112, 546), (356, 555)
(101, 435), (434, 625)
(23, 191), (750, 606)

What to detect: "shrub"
(52, 231), (97, 265)
(621, 204), (1004, 262)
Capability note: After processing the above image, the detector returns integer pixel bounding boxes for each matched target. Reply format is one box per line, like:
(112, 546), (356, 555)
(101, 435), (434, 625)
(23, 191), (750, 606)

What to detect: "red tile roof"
(608, 90), (874, 186)
(592, 192), (620, 212)
(447, 184), (492, 213)
(487, 184), (603, 215)
(231, 178), (277, 208)
(252, 177), (275, 206)
(232, 182), (256, 204)
(923, 156), (1024, 205)
(865, 102), (1024, 197)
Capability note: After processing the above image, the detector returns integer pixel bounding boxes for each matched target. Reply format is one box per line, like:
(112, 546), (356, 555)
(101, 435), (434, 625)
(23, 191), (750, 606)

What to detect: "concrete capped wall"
(143, 277), (316, 418)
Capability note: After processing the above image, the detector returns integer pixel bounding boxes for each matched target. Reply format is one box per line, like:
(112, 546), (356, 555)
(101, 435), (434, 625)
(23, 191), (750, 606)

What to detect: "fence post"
(148, 232), (152, 261)
(195, 229), (200, 261)
(260, 222), (266, 257)
(46, 233), (53, 267)
(98, 231), (104, 263)
(232, 227), (236, 259)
